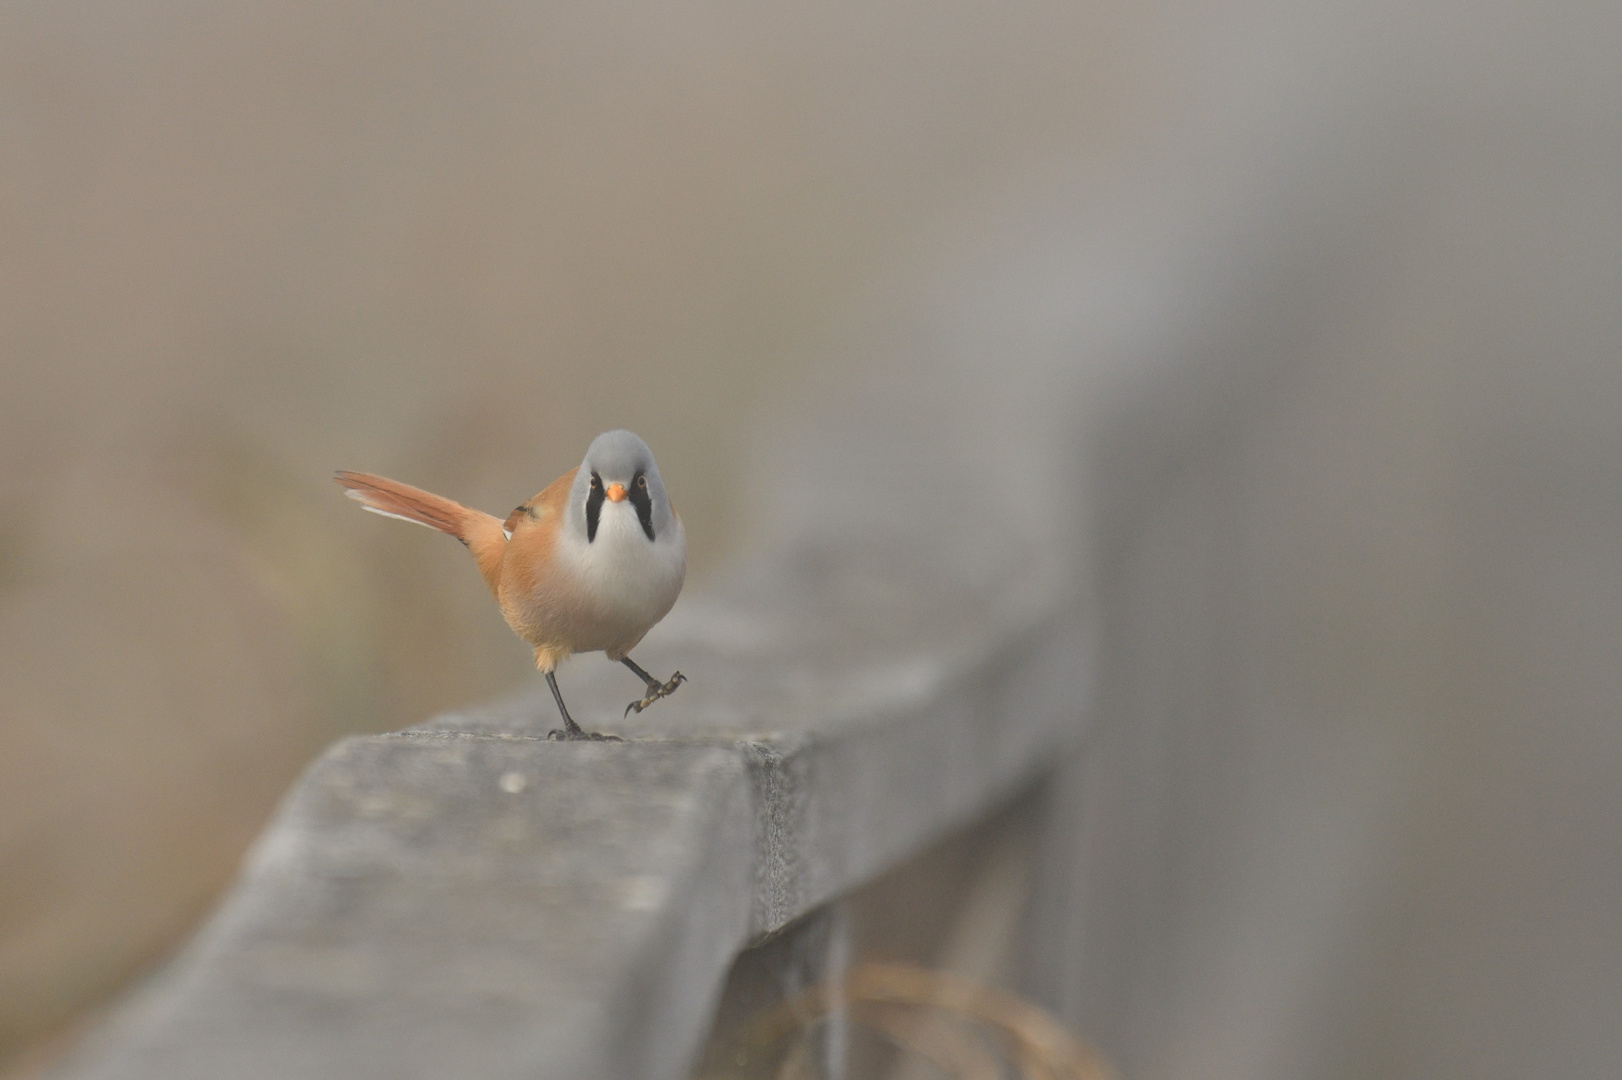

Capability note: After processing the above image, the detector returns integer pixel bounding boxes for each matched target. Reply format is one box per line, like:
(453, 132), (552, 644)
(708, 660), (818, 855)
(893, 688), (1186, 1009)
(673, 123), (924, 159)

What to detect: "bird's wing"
(504, 466), (577, 539)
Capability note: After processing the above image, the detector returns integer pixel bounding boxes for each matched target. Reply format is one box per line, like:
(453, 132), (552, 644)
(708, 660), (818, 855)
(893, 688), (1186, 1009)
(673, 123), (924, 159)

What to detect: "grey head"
(566, 430), (677, 543)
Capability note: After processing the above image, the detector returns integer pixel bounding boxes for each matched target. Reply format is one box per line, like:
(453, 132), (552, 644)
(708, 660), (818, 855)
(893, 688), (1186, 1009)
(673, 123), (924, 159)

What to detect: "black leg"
(545, 671), (582, 737)
(546, 671), (620, 741)
(620, 655), (687, 717)
(620, 656), (660, 690)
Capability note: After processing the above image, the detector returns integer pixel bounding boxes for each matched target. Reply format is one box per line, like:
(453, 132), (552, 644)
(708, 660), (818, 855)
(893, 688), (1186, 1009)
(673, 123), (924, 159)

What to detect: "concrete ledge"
(56, 533), (1091, 1080)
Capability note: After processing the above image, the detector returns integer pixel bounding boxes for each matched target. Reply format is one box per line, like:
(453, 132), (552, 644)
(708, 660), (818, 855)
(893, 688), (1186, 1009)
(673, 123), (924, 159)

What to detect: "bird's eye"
(590, 476), (599, 488)
(636, 475), (648, 488)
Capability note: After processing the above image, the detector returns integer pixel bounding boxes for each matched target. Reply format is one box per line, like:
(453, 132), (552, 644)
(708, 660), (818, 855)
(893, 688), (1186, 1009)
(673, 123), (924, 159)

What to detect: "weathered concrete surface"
(53, 533), (1091, 1080)
(61, 740), (754, 1080)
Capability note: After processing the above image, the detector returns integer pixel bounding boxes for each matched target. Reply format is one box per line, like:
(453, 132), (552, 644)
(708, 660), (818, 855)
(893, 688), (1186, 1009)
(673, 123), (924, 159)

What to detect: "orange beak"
(605, 482), (628, 503)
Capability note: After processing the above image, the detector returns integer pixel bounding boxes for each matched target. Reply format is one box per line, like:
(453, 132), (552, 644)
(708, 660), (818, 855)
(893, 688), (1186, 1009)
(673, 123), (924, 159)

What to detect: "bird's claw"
(624, 671), (687, 717)
(547, 728), (624, 742)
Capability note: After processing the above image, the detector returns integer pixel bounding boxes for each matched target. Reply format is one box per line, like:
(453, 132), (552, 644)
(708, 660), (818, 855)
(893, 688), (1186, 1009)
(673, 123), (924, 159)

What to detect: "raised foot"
(547, 727), (624, 742)
(624, 671), (687, 717)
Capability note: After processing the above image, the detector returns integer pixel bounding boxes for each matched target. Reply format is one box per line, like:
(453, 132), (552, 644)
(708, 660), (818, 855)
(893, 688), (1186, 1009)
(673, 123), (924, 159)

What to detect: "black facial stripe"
(629, 471), (656, 541)
(585, 471), (604, 542)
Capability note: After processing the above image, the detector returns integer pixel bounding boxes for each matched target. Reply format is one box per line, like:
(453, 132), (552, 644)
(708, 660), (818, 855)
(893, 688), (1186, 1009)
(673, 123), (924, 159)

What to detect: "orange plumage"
(335, 430), (687, 739)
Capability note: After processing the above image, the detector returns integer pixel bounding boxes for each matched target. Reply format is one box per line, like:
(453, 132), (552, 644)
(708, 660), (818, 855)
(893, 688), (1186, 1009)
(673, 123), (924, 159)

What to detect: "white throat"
(556, 499), (686, 652)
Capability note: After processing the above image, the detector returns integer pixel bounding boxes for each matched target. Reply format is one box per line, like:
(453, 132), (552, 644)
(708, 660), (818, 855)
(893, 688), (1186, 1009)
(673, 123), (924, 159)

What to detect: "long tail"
(334, 471), (506, 592)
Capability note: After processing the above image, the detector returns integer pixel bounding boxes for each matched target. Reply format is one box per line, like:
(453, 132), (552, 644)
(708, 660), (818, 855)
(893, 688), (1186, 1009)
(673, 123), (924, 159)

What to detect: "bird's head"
(571, 429), (674, 543)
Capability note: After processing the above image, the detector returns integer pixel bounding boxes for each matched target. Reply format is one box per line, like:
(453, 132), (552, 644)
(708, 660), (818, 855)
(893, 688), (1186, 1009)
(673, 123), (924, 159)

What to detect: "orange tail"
(334, 471), (506, 592)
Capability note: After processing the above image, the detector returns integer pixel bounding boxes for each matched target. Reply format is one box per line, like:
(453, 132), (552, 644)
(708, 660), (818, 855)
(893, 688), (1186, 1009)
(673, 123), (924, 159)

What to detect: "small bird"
(336, 430), (686, 740)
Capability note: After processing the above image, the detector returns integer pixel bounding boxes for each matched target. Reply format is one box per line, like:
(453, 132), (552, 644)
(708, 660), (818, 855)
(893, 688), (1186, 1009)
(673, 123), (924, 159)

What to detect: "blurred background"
(2, 0), (1619, 1077)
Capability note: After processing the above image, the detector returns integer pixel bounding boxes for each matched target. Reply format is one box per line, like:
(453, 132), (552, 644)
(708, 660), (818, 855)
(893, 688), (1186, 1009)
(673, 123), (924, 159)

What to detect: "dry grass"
(713, 962), (1114, 1080)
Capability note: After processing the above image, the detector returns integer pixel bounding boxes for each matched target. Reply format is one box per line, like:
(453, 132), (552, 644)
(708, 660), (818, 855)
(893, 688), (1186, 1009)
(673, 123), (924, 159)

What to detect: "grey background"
(4, 0), (1620, 1076)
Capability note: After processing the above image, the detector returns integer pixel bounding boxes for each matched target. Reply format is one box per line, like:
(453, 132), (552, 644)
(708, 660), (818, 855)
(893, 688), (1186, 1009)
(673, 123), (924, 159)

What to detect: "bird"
(335, 429), (686, 741)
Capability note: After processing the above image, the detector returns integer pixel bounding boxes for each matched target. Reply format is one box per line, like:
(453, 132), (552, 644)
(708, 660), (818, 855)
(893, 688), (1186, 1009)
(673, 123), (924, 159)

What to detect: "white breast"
(554, 500), (686, 655)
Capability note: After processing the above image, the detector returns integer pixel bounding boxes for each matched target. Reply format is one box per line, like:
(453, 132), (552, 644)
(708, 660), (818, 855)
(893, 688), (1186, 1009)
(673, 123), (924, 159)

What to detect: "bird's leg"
(620, 656), (687, 717)
(545, 670), (621, 742)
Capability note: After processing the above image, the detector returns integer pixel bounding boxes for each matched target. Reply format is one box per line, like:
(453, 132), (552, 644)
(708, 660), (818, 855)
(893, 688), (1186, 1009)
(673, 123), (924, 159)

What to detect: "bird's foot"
(624, 671), (687, 717)
(547, 724), (623, 742)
